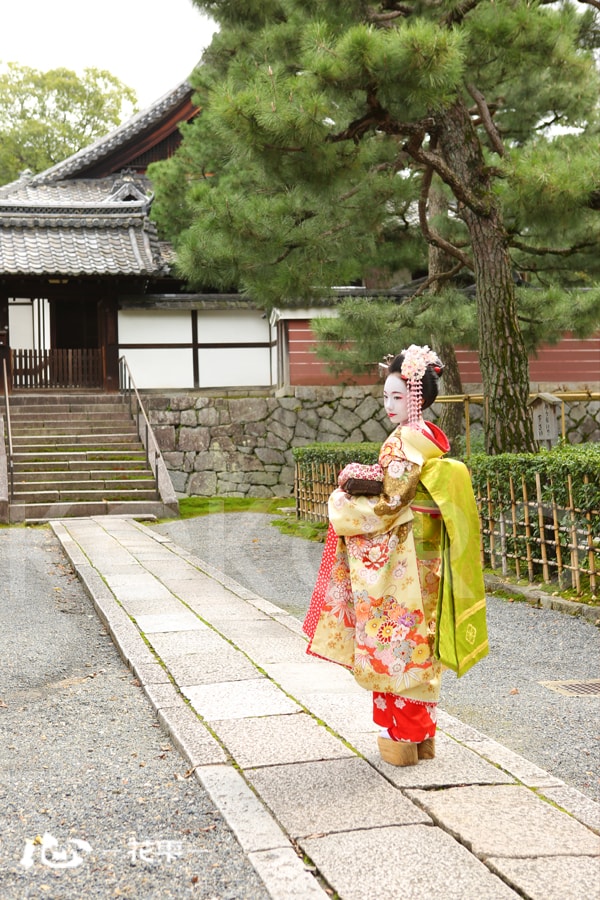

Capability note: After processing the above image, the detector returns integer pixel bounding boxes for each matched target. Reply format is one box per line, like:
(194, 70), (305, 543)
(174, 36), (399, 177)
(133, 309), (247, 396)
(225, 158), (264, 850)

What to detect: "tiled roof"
(25, 80), (193, 184)
(0, 174), (152, 204)
(0, 82), (189, 278)
(0, 174), (167, 277)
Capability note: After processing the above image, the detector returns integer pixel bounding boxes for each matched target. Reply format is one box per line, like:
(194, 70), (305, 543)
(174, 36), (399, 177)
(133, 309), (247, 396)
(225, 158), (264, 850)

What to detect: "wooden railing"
(294, 463), (599, 594)
(10, 348), (103, 389)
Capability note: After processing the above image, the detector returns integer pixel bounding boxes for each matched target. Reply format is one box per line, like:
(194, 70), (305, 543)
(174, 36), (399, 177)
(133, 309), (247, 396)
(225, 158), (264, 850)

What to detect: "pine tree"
(151, 0), (600, 454)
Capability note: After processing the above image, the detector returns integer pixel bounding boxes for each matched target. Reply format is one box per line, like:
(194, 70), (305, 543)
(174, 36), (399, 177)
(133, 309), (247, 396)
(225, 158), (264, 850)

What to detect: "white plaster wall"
(197, 347), (271, 387)
(8, 299), (34, 348)
(124, 348), (195, 388)
(119, 309), (191, 343)
(118, 307), (276, 388)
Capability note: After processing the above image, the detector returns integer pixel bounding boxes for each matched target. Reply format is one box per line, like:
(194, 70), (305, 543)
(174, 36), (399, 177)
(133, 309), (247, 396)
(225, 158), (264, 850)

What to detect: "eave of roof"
(22, 79), (195, 185)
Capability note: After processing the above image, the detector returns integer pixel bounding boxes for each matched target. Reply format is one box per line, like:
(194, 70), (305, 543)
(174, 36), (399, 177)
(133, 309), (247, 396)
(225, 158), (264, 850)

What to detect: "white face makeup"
(383, 373), (408, 426)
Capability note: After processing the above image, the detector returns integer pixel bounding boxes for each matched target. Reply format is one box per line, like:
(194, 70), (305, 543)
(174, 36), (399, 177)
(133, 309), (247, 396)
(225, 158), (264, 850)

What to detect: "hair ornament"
(399, 344), (443, 429)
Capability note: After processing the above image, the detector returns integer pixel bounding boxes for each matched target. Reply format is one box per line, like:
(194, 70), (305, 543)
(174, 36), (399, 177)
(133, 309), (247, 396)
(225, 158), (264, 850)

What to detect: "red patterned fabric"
(373, 692), (437, 743)
(303, 523), (339, 639)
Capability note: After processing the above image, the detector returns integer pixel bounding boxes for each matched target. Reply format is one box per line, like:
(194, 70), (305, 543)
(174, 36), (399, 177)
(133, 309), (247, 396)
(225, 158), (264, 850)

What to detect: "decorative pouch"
(338, 463), (384, 496)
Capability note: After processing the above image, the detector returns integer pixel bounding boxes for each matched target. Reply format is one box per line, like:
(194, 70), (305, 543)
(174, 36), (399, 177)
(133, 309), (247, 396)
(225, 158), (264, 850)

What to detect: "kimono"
(303, 422), (488, 742)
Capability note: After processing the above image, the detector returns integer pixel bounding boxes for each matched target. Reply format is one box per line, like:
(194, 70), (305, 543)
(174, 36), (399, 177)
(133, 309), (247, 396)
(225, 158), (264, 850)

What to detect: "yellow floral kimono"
(306, 423), (488, 704)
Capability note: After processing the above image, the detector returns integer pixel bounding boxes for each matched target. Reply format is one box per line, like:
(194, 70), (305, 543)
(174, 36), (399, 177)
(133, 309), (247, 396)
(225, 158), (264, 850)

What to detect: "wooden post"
(567, 475), (581, 594)
(535, 472), (550, 583)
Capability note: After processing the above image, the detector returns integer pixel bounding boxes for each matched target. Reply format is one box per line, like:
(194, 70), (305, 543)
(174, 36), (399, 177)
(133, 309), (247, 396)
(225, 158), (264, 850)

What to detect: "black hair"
(387, 352), (444, 410)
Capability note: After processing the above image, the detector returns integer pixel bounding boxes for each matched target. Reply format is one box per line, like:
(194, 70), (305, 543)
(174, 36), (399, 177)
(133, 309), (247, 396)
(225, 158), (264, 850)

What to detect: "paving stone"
(213, 712), (354, 768)
(406, 784), (600, 858)
(104, 572), (174, 602)
(183, 678), (301, 720)
(462, 738), (564, 787)
(486, 855), (600, 900)
(143, 681), (186, 712)
(539, 784), (600, 832)
(120, 596), (188, 617)
(209, 619), (307, 665)
(148, 629), (220, 656)
(247, 847), (329, 900)
(300, 825), (520, 900)
(135, 612), (205, 633)
(186, 596), (272, 623)
(164, 648), (260, 686)
(245, 757), (430, 838)
(196, 764), (290, 853)
(152, 575), (220, 596)
(352, 731), (515, 788)
(157, 705), (227, 767)
(437, 707), (488, 742)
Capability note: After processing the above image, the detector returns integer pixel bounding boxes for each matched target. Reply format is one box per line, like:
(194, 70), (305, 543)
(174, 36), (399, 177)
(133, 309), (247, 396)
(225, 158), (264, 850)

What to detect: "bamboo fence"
(294, 464), (598, 594)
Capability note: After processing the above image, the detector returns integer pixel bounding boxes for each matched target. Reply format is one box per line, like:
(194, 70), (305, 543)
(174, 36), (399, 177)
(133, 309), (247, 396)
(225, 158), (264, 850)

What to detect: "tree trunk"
(427, 182), (464, 449)
(436, 100), (537, 454)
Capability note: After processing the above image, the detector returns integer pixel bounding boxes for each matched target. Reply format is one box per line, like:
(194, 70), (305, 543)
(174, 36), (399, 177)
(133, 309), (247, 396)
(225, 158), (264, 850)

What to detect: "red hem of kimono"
(373, 692), (437, 743)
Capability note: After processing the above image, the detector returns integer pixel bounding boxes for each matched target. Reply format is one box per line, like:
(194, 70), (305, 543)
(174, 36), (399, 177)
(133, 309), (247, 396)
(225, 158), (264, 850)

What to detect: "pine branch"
(466, 84), (505, 157)
(418, 163), (474, 270)
(403, 131), (491, 217)
(366, 5), (414, 26)
(442, 0), (484, 27)
(511, 238), (598, 256)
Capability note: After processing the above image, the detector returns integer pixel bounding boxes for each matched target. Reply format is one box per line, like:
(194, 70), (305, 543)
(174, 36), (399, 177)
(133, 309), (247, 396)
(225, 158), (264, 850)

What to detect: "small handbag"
(338, 463), (384, 496)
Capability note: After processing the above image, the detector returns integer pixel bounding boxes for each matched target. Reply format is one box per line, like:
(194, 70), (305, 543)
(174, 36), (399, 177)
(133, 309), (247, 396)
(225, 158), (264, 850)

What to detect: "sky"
(1, 0), (218, 109)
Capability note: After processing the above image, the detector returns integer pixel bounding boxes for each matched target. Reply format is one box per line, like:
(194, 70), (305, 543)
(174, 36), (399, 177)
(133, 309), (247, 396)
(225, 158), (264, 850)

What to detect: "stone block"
(179, 408), (197, 426)
(361, 418), (388, 442)
(405, 784), (600, 859)
(245, 757), (429, 838)
(229, 397), (268, 423)
(149, 409), (180, 425)
(182, 678), (301, 720)
(269, 419), (295, 443)
(177, 426), (210, 451)
(270, 406), (298, 428)
(187, 470), (217, 495)
(192, 450), (228, 471)
(331, 407), (361, 431)
(169, 394), (196, 411)
(196, 406), (219, 425)
(255, 447), (286, 465)
(486, 855), (600, 900)
(153, 425), (176, 451)
(301, 825), (518, 900)
(354, 394), (380, 421)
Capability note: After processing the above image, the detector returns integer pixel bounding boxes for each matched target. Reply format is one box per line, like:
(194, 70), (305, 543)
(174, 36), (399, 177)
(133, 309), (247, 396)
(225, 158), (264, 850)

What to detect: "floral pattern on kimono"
(306, 425), (448, 703)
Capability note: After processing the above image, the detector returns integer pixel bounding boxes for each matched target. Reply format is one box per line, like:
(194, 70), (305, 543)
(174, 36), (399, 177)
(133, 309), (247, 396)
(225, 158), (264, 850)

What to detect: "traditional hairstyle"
(380, 345), (444, 428)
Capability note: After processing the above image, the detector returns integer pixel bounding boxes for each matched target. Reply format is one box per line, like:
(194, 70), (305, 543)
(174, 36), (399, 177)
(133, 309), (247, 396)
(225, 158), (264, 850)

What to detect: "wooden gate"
(10, 348), (103, 389)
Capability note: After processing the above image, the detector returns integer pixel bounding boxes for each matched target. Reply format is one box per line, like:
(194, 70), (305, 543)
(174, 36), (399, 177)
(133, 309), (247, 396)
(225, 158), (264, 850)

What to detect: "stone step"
(9, 499), (169, 524)
(12, 459), (150, 474)
(13, 476), (157, 493)
(10, 409), (133, 431)
(12, 430), (138, 444)
(4, 392), (130, 405)
(9, 424), (139, 437)
(13, 467), (153, 482)
(12, 487), (159, 504)
(12, 450), (148, 464)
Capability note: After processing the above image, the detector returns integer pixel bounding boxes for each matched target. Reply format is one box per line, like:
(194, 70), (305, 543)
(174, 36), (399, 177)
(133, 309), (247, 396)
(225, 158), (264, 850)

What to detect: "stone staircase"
(1, 392), (178, 522)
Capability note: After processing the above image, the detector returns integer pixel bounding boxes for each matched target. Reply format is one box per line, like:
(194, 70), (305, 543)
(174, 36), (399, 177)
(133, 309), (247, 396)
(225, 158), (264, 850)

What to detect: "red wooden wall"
(287, 323), (600, 388)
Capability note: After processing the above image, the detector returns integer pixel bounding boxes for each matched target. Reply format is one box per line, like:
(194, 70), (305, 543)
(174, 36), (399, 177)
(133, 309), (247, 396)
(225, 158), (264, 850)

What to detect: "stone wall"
(144, 387), (600, 498)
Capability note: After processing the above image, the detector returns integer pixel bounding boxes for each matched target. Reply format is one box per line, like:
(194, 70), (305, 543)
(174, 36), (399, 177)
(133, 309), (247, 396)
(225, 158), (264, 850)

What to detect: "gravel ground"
(154, 512), (600, 803)
(0, 526), (269, 899)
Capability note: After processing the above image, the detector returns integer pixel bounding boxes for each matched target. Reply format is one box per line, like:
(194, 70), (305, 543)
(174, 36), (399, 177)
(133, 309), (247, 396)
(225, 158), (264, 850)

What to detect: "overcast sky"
(1, 0), (218, 108)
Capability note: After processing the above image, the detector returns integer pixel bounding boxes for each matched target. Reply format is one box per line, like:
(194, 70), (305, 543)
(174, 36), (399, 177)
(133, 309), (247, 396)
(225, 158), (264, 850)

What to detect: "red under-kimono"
(303, 422), (452, 743)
